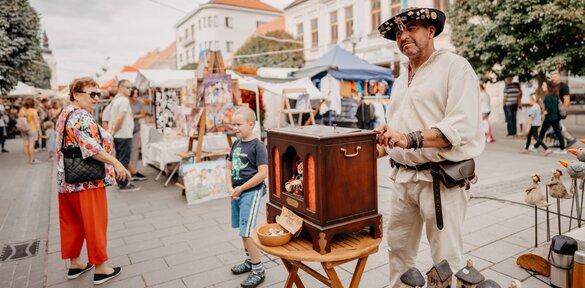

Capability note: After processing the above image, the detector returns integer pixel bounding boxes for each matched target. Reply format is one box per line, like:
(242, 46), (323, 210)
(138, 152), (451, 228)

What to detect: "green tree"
(450, 0), (585, 82)
(0, 0), (50, 93)
(233, 30), (304, 69)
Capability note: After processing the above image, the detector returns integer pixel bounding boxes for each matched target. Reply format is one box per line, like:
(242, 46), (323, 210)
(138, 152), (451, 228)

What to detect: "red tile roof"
(284, 0), (308, 10)
(210, 0), (282, 13)
(132, 42), (176, 69)
(255, 16), (285, 35)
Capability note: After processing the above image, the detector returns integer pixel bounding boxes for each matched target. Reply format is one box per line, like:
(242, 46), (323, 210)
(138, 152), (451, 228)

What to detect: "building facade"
(284, 0), (454, 76)
(41, 31), (58, 89)
(174, 0), (282, 69)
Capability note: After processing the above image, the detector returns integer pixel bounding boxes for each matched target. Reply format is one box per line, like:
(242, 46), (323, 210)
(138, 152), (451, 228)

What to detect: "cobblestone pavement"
(0, 123), (584, 287)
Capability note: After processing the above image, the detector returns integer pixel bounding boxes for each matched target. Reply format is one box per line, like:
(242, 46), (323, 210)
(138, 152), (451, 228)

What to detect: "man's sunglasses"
(78, 91), (101, 99)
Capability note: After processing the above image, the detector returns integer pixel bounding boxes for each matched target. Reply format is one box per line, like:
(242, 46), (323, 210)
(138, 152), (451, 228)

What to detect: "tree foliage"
(233, 30), (304, 69)
(450, 0), (585, 81)
(0, 0), (51, 93)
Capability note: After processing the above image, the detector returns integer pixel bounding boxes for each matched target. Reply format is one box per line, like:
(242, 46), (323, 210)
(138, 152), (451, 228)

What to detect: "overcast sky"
(29, 0), (294, 86)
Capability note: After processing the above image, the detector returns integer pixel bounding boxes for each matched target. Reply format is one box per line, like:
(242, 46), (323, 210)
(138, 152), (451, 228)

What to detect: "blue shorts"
(231, 187), (265, 237)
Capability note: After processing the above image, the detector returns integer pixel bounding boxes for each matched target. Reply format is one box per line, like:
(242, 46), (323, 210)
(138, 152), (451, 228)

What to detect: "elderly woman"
(56, 77), (130, 285)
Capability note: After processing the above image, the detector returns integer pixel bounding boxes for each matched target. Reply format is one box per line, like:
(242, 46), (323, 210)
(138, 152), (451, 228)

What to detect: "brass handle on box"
(340, 146), (361, 158)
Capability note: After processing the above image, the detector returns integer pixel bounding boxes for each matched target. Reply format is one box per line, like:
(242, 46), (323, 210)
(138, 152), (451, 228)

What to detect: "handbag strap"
(60, 109), (103, 151)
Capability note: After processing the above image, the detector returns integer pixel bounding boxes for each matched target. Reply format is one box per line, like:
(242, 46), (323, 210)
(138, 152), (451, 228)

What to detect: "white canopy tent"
(7, 82), (37, 97)
(134, 70), (196, 90)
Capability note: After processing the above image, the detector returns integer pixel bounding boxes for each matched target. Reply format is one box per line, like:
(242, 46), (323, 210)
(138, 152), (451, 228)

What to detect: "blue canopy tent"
(290, 45), (394, 82)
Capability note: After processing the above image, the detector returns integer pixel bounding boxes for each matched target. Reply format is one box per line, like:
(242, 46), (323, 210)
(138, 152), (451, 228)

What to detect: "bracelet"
(417, 130), (424, 149)
(405, 131), (424, 150)
(403, 133), (412, 149)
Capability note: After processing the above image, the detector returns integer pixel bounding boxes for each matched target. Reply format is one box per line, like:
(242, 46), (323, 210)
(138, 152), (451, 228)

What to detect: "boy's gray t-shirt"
(528, 104), (541, 126)
(229, 138), (267, 193)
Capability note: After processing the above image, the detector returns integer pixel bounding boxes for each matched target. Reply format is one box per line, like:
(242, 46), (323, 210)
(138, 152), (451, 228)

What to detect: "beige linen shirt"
(108, 94), (134, 139)
(384, 49), (485, 183)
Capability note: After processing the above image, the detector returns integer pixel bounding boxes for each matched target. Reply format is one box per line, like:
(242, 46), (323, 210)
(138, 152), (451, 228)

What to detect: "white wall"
(284, 0), (455, 74)
(175, 5), (281, 69)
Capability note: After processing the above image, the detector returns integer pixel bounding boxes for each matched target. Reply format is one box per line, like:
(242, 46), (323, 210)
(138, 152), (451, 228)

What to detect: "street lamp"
(351, 34), (361, 55)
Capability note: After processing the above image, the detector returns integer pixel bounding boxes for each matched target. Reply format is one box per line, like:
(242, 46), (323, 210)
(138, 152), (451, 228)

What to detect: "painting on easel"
(205, 102), (234, 133)
(197, 74), (233, 105)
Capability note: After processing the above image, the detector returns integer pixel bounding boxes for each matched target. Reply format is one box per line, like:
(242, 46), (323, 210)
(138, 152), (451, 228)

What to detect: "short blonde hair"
(234, 107), (256, 123)
(69, 77), (99, 101)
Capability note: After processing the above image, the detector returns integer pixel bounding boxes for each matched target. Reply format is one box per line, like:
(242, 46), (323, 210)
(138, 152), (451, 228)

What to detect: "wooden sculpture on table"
(478, 280), (502, 288)
(508, 279), (522, 288)
(525, 173), (549, 247)
(547, 169), (572, 235)
(454, 259), (485, 288)
(426, 259), (453, 288)
(525, 173), (548, 206)
(568, 147), (585, 162)
(399, 267), (425, 288)
(559, 159), (585, 231)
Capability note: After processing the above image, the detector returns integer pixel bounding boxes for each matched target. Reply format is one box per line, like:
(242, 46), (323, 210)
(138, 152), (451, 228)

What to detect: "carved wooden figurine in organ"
(267, 125), (382, 254)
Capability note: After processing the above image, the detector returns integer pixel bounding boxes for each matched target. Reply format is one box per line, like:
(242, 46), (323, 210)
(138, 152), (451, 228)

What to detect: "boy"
(520, 94), (553, 156)
(227, 107), (268, 288)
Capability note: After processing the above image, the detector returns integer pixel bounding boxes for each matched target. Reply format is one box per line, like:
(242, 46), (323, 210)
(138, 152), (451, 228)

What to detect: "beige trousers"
(387, 181), (470, 288)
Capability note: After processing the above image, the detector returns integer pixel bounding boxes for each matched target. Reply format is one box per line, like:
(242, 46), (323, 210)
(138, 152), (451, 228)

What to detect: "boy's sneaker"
(528, 145), (537, 152)
(132, 172), (148, 181)
(240, 271), (265, 288)
(231, 260), (252, 275)
(554, 149), (568, 154)
(119, 183), (141, 192)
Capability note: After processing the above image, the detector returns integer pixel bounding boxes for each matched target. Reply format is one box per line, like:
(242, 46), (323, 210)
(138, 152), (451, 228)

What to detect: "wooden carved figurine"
(285, 157), (303, 196)
(547, 169), (572, 199)
(478, 279), (502, 288)
(426, 259), (452, 288)
(455, 259), (485, 288)
(525, 173), (548, 206)
(559, 160), (585, 179)
(399, 267), (425, 288)
(508, 279), (522, 288)
(568, 148), (585, 162)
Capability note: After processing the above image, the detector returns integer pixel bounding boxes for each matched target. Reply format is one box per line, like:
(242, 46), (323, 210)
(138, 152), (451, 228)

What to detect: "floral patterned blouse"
(56, 106), (115, 193)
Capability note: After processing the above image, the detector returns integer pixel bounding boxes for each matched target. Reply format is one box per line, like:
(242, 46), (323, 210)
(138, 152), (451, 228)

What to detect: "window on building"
(208, 16), (212, 27)
(226, 17), (233, 28)
(330, 11), (338, 43)
(227, 41), (234, 53)
(192, 47), (196, 59)
(214, 41), (219, 50)
(256, 21), (266, 28)
(345, 6), (353, 39)
(198, 19), (201, 30)
(434, 0), (450, 10)
(179, 53), (183, 63)
(214, 16), (218, 27)
(389, 0), (400, 18)
(297, 23), (304, 41)
(191, 24), (194, 39)
(184, 29), (188, 40)
(371, 0), (381, 32)
(186, 50), (190, 62)
(203, 17), (206, 28)
(178, 36), (182, 43)
(311, 18), (318, 47)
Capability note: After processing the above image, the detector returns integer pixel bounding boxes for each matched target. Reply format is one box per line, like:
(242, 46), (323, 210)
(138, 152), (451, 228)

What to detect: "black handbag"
(61, 110), (106, 184)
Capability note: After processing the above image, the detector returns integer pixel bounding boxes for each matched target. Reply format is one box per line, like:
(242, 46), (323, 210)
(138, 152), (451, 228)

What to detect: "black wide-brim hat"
(378, 7), (446, 41)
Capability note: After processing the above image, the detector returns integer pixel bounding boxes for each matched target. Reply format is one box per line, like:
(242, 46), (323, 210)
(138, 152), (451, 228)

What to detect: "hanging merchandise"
(154, 89), (181, 132)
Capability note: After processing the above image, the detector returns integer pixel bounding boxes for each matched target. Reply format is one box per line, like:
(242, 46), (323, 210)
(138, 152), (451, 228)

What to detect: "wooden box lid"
(268, 125), (375, 140)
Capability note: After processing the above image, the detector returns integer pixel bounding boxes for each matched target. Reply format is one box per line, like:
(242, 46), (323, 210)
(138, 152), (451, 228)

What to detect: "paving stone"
(143, 256), (223, 286)
(490, 257), (532, 281)
(99, 275), (146, 288)
(469, 240), (527, 263)
(124, 225), (188, 245)
(107, 224), (156, 240)
(108, 238), (164, 258)
(480, 268), (515, 287)
(151, 279), (187, 288)
(129, 242), (190, 264)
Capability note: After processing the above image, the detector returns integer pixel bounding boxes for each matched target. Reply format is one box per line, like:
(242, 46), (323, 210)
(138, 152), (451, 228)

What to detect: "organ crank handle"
(340, 146), (361, 158)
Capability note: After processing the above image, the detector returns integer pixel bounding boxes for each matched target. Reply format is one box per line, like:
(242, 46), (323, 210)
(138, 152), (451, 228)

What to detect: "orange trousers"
(59, 186), (109, 264)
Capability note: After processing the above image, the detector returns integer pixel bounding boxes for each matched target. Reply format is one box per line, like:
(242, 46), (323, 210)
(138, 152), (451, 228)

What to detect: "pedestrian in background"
(502, 77), (522, 137)
(56, 77), (130, 285)
(520, 94), (552, 156)
(41, 121), (56, 160)
(551, 70), (576, 148)
(479, 84), (495, 143)
(108, 80), (140, 192)
(0, 103), (8, 152)
(18, 98), (41, 164)
(128, 88), (147, 181)
(535, 81), (566, 153)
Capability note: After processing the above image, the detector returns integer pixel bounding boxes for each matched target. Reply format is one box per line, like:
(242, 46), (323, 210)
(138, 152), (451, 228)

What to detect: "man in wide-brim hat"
(374, 7), (485, 288)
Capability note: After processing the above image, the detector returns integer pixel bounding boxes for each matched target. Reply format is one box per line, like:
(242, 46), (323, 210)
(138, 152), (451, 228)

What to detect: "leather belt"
(390, 159), (444, 230)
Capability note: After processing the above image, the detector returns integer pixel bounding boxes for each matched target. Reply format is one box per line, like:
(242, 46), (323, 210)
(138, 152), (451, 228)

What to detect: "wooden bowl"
(256, 223), (292, 246)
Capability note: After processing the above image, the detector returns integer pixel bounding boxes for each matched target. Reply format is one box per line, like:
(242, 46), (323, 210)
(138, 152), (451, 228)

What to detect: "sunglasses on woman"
(78, 91), (101, 99)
